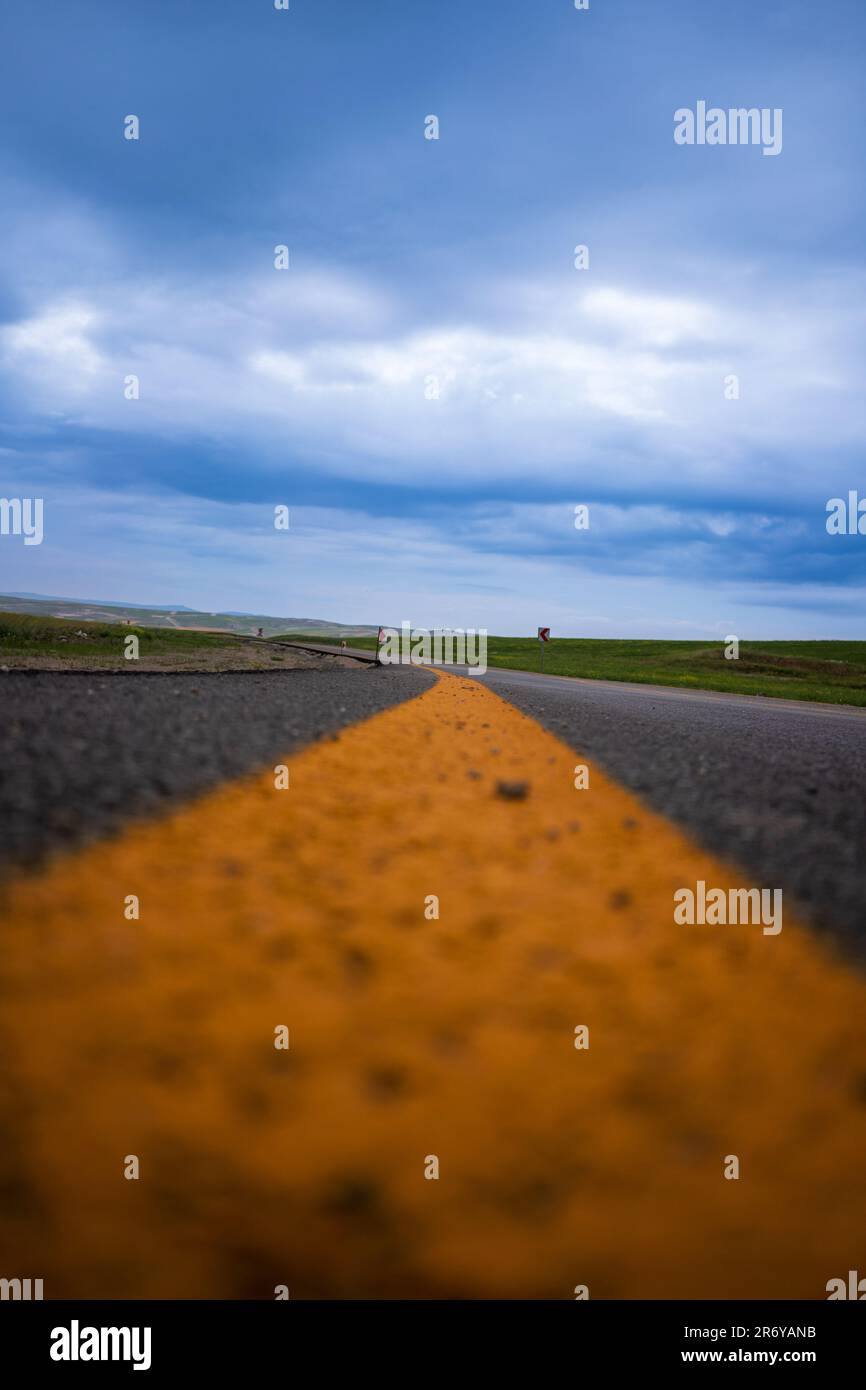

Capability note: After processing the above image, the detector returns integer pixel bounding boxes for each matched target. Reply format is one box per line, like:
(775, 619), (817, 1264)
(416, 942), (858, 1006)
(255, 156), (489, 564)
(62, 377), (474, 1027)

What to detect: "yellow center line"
(1, 670), (865, 1298)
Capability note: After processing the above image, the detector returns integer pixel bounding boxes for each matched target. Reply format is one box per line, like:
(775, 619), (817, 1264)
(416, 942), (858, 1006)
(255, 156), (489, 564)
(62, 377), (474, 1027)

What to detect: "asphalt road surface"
(0, 666), (432, 871)
(3, 660), (864, 959)
(4, 660), (866, 1300)
(466, 666), (866, 958)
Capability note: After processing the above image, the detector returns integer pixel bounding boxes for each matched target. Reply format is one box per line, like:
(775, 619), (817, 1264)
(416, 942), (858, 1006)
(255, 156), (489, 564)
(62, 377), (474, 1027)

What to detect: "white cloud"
(581, 286), (719, 347)
(4, 479), (862, 639)
(2, 304), (105, 381)
(2, 255), (865, 505)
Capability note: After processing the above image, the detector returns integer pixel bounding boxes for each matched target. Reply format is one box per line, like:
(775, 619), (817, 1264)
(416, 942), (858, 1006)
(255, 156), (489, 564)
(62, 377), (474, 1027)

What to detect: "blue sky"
(1, 0), (864, 635)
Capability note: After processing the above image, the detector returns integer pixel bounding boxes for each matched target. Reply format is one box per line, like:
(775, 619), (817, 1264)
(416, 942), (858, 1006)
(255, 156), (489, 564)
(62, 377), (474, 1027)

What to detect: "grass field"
(273, 633), (866, 707)
(0, 611), (235, 660)
(0, 612), (307, 670)
(7, 614), (864, 704)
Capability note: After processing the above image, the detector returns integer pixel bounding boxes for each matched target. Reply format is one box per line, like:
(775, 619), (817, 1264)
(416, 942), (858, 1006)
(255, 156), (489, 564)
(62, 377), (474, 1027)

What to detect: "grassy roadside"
(272, 633), (866, 707)
(0, 612), (291, 669)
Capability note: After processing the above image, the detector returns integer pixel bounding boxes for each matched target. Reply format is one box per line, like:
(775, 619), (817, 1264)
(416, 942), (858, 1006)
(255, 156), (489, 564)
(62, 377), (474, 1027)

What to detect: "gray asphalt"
(463, 666), (866, 959)
(0, 666), (432, 872)
(3, 660), (865, 961)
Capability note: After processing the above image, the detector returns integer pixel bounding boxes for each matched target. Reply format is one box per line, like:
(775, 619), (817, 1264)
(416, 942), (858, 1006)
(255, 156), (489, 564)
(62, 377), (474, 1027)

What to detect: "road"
(2, 660), (866, 1300)
(0, 666), (432, 870)
(5, 659), (864, 955)
(459, 664), (866, 957)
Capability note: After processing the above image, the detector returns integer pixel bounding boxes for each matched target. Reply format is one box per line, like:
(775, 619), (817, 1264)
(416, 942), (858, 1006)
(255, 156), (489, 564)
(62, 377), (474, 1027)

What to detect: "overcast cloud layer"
(1, 0), (864, 635)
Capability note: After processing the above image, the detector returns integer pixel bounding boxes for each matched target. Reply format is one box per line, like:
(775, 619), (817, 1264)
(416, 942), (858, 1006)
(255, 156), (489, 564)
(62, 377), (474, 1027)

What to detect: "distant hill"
(0, 593), (377, 638)
(3, 592), (198, 611)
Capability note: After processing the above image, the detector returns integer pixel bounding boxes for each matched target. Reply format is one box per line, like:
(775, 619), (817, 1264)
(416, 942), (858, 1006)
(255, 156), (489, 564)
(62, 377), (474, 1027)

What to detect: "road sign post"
(537, 626), (550, 672)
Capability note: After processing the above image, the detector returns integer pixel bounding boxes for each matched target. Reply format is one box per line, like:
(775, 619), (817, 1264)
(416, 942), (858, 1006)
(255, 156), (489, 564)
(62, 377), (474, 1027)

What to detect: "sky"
(1, 0), (864, 636)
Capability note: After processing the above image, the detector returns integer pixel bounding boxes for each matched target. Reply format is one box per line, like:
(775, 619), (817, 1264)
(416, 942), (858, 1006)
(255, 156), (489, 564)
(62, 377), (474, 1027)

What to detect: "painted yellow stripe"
(1, 671), (865, 1299)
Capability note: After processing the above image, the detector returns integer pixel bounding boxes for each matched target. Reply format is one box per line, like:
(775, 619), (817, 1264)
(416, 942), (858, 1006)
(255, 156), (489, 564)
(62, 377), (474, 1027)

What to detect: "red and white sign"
(537, 627), (551, 642)
(377, 627), (386, 643)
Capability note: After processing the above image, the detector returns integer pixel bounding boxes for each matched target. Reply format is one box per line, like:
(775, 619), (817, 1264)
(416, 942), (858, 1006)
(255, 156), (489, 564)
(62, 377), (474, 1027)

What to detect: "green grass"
(15, 614), (863, 705)
(0, 611), (242, 660)
(274, 633), (866, 707)
(482, 638), (866, 706)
